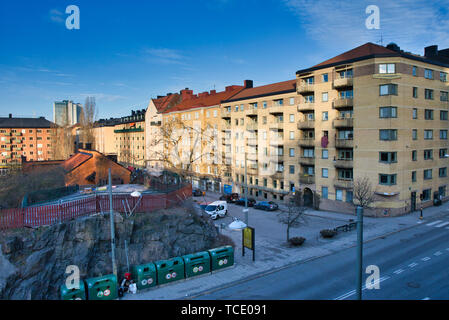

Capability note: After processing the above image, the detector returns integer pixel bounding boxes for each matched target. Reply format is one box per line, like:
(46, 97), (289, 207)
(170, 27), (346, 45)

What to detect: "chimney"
(210, 90), (216, 95)
(180, 88), (194, 100)
(198, 91), (209, 97)
(9, 114), (12, 118)
(425, 45), (438, 57)
(244, 80), (253, 88)
(157, 95), (164, 99)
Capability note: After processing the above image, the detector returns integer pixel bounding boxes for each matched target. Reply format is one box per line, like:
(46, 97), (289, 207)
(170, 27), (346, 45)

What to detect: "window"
(440, 130), (448, 140)
(322, 187), (328, 199)
(441, 72), (448, 82)
(263, 116), (267, 124)
(379, 129), (397, 141)
(424, 149), (433, 160)
(289, 165), (295, 174)
(412, 171), (417, 182)
(441, 91), (449, 102)
(322, 112), (328, 121)
(274, 99), (284, 106)
(425, 89), (434, 100)
(412, 129), (417, 140)
(339, 90), (353, 99)
(213, 110), (218, 117)
(289, 131), (294, 140)
(412, 108), (418, 119)
(322, 74), (328, 82)
(379, 63), (395, 74)
(379, 152), (397, 163)
(424, 130), (433, 140)
(424, 169), (432, 180)
(440, 148), (448, 158)
(379, 174), (397, 185)
(412, 150), (417, 161)
(322, 92), (328, 102)
(263, 101), (267, 108)
(413, 87), (418, 98)
(322, 149), (328, 159)
(424, 109), (433, 120)
(412, 66), (418, 76)
(422, 189), (431, 201)
(346, 191), (353, 203)
(379, 106), (397, 118)
(305, 95), (315, 103)
(289, 97), (295, 105)
(439, 186), (446, 198)
(424, 69), (434, 79)
(380, 84), (398, 96)
(322, 168), (328, 178)
(439, 167), (447, 178)
(289, 148), (295, 157)
(289, 114), (295, 123)
(339, 69), (353, 78)
(336, 190), (343, 201)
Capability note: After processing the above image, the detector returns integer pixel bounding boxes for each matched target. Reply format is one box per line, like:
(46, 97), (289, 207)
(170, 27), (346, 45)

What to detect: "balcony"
(245, 108), (258, 117)
(248, 166), (259, 174)
(298, 103), (315, 112)
(246, 137), (258, 145)
(333, 98), (353, 109)
(13, 133), (22, 137)
(297, 120), (315, 130)
(221, 122), (231, 131)
(333, 77), (353, 89)
(221, 109), (232, 118)
(333, 117), (354, 128)
(334, 178), (354, 189)
(271, 171), (284, 179)
(268, 104), (284, 114)
(299, 157), (315, 165)
(222, 137), (231, 145)
(333, 159), (354, 169)
(114, 127), (144, 133)
(299, 174), (315, 185)
(246, 123), (258, 131)
(335, 138), (354, 148)
(269, 122), (284, 130)
(270, 139), (284, 146)
(298, 83), (314, 94)
(247, 153), (258, 161)
(298, 138), (315, 147)
(270, 154), (284, 161)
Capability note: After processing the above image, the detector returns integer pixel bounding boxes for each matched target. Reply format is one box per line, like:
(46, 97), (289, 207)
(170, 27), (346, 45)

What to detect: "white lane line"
(408, 262), (418, 268)
(421, 257), (431, 261)
(422, 297), (431, 300)
(334, 276), (390, 300)
(426, 220), (443, 226)
(393, 269), (404, 274)
(435, 222), (449, 228)
(434, 251), (442, 256)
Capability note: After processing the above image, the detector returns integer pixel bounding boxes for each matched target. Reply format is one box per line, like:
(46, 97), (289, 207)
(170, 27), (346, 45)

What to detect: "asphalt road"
(195, 216), (449, 300)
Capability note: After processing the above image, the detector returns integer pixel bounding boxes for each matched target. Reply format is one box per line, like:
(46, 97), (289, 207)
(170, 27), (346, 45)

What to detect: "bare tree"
(50, 122), (75, 160)
(79, 96), (98, 149)
(352, 177), (375, 208)
(277, 191), (307, 243)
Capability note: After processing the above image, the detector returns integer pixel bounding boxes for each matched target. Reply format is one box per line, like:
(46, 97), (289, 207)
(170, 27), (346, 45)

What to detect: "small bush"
(320, 229), (337, 238)
(289, 237), (305, 246)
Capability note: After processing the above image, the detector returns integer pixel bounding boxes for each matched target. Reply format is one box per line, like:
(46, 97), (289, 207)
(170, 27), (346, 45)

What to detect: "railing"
(221, 109), (231, 118)
(297, 103), (315, 112)
(0, 184), (192, 230)
(246, 123), (258, 131)
(333, 178), (353, 189)
(333, 118), (354, 128)
(333, 98), (353, 109)
(298, 83), (314, 94)
(334, 159), (354, 168)
(298, 138), (315, 147)
(299, 174), (315, 184)
(297, 120), (315, 130)
(335, 138), (354, 148)
(299, 157), (315, 165)
(114, 127), (144, 133)
(333, 77), (353, 89)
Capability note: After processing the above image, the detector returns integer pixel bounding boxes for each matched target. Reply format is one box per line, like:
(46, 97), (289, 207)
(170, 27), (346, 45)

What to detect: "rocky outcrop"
(0, 203), (219, 300)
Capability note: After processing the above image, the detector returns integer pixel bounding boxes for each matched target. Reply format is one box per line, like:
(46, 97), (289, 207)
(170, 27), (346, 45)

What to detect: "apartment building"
(114, 109), (146, 169)
(0, 114), (55, 174)
(93, 118), (120, 158)
(53, 100), (83, 127)
(294, 42), (449, 215)
(220, 80), (299, 201)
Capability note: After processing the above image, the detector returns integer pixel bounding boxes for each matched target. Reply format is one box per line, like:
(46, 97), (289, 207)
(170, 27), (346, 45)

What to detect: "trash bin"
(60, 281), (86, 300)
(182, 251), (211, 278)
(131, 262), (157, 290)
(85, 274), (118, 300)
(155, 257), (185, 285)
(208, 246), (234, 271)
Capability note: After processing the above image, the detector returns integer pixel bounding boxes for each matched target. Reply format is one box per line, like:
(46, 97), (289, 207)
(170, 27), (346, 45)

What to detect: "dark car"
(193, 189), (205, 197)
(219, 193), (239, 203)
(235, 198), (256, 207)
(254, 201), (279, 211)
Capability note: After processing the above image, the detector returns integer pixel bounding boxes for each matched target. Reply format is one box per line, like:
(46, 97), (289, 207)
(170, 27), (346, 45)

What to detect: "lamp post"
(108, 168), (117, 277)
(355, 206), (363, 300)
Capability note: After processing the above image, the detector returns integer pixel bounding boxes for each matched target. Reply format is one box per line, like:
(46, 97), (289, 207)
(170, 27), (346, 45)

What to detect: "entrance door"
(411, 192), (416, 212)
(303, 188), (314, 207)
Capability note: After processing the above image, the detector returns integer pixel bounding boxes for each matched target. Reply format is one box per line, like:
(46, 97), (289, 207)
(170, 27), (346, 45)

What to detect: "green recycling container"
(60, 281), (86, 300)
(208, 246), (234, 271)
(155, 257), (185, 285)
(131, 262), (157, 290)
(182, 251), (211, 278)
(84, 274), (118, 300)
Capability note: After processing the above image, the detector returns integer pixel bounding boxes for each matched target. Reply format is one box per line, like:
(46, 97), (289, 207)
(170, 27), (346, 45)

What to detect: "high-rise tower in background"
(53, 100), (83, 127)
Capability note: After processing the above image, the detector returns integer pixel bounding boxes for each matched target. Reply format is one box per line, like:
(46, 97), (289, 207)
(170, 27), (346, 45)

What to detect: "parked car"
(204, 201), (228, 220)
(235, 198), (256, 207)
(193, 189), (205, 197)
(254, 201), (279, 211)
(219, 193), (239, 203)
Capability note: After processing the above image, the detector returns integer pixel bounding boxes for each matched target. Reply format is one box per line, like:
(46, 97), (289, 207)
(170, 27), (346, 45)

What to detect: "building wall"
(145, 100), (164, 172)
(93, 125), (116, 155)
(114, 120), (145, 168)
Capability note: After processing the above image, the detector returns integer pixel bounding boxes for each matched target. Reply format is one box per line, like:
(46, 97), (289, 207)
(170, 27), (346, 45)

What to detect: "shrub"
(320, 229), (337, 238)
(289, 236), (305, 246)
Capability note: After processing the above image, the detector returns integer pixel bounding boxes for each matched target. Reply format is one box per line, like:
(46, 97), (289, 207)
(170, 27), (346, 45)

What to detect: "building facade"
(53, 100), (83, 127)
(93, 118), (120, 158)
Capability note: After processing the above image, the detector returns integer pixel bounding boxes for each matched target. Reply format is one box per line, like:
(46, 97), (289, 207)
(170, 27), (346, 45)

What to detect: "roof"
(162, 86), (244, 113)
(222, 79), (296, 103)
(63, 152), (93, 172)
(0, 117), (55, 129)
(153, 94), (181, 113)
(297, 42), (449, 74)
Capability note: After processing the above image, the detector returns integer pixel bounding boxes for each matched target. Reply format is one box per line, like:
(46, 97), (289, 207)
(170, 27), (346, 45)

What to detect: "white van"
(204, 201), (228, 220)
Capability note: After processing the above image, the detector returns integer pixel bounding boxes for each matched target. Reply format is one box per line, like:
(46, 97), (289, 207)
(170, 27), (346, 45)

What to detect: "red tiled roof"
(153, 94), (181, 113)
(63, 152), (92, 172)
(223, 79), (296, 102)
(163, 85), (245, 113)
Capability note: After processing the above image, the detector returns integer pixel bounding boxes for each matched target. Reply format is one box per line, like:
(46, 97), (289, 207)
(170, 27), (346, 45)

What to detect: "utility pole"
(356, 206), (363, 300)
(109, 168), (117, 277)
(244, 139), (248, 225)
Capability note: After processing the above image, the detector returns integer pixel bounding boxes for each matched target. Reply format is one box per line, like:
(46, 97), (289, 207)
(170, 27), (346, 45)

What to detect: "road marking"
(334, 276), (390, 300)
(408, 262), (418, 268)
(435, 222), (449, 228)
(393, 269), (404, 274)
(421, 257), (431, 261)
(426, 220), (443, 226)
(434, 251), (442, 256)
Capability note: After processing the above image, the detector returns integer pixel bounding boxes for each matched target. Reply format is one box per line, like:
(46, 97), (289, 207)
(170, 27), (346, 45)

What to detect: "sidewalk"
(124, 200), (449, 300)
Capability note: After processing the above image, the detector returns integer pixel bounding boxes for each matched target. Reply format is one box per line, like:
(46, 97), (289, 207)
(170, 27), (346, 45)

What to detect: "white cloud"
(79, 93), (126, 102)
(49, 9), (64, 24)
(283, 0), (449, 54)
(145, 48), (187, 65)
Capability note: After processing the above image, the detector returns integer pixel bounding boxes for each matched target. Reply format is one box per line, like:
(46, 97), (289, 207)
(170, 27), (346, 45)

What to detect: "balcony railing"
(297, 103), (315, 112)
(246, 123), (258, 131)
(245, 108), (258, 116)
(333, 77), (353, 89)
(268, 104), (284, 114)
(333, 159), (354, 168)
(298, 83), (315, 94)
(333, 98), (354, 109)
(334, 178), (354, 189)
(299, 157), (315, 165)
(298, 138), (315, 147)
(299, 174), (315, 184)
(221, 122), (231, 130)
(297, 120), (315, 130)
(221, 109), (232, 118)
(269, 122), (284, 130)
(333, 117), (354, 128)
(114, 127), (144, 133)
(335, 138), (354, 148)
(247, 153), (258, 161)
(246, 137), (258, 145)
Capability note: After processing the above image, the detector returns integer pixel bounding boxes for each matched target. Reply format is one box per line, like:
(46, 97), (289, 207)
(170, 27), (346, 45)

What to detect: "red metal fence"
(0, 184), (192, 230)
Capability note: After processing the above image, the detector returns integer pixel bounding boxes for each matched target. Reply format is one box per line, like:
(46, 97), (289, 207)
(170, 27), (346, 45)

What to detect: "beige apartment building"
(93, 118), (119, 159)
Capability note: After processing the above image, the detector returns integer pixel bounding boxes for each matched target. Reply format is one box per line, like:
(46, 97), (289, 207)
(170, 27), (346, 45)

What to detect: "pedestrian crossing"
(424, 220), (449, 229)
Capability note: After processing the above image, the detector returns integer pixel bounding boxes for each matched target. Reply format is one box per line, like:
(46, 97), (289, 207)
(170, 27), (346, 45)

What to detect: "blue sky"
(0, 0), (448, 120)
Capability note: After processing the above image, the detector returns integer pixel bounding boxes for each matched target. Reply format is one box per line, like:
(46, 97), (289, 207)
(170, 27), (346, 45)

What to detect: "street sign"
(242, 226), (255, 261)
(224, 184), (232, 195)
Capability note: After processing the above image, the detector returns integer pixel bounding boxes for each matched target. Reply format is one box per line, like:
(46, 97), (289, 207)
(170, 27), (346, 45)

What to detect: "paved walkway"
(124, 199), (449, 300)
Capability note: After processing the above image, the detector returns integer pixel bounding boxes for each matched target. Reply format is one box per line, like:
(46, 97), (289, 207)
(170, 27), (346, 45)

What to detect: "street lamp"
(228, 217), (247, 231)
